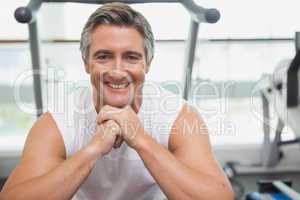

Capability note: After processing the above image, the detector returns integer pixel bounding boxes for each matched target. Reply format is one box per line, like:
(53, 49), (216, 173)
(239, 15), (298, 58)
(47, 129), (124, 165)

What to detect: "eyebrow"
(92, 49), (143, 59)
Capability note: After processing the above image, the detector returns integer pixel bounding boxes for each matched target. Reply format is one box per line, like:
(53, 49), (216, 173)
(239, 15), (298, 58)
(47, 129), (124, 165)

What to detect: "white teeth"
(107, 83), (129, 89)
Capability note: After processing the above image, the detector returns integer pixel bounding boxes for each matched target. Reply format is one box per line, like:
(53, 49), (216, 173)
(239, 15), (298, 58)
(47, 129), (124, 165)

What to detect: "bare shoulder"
(168, 103), (209, 153)
(22, 112), (66, 160)
(1, 112), (65, 191)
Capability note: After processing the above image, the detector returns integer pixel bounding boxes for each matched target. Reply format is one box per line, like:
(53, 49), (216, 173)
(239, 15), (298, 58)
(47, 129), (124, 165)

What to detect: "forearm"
(0, 146), (100, 200)
(136, 134), (232, 200)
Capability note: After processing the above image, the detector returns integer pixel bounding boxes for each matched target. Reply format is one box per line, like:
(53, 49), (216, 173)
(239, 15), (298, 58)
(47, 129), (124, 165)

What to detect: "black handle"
(287, 32), (300, 107)
(204, 8), (220, 23)
(14, 7), (32, 23)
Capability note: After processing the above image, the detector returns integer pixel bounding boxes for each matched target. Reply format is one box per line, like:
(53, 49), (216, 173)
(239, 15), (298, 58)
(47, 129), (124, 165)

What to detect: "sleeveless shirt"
(49, 81), (186, 200)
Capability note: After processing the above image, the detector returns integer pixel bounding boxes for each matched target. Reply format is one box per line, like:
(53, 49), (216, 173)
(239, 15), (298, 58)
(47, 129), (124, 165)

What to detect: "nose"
(113, 56), (123, 70)
(105, 70), (129, 84)
(103, 55), (130, 83)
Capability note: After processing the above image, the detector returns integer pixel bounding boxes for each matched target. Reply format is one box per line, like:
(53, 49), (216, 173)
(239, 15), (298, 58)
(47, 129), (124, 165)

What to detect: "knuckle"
(96, 114), (103, 124)
(105, 120), (115, 128)
(99, 106), (109, 115)
(102, 105), (110, 110)
(102, 105), (113, 113)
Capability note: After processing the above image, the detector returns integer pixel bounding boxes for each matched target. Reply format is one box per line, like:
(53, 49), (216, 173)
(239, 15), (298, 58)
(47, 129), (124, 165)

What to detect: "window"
(0, 43), (35, 152)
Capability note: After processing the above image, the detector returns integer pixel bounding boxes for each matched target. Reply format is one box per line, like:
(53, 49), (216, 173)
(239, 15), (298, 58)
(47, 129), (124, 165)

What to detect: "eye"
(97, 54), (110, 61)
(129, 55), (138, 60)
(125, 55), (140, 63)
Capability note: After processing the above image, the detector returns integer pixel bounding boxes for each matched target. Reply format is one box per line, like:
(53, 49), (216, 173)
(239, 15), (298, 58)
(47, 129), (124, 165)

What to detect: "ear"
(145, 57), (153, 74)
(82, 55), (90, 74)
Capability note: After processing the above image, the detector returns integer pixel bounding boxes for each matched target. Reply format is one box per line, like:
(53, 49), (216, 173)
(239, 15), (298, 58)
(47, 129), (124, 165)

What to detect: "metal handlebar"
(14, 0), (220, 24)
(14, 0), (221, 116)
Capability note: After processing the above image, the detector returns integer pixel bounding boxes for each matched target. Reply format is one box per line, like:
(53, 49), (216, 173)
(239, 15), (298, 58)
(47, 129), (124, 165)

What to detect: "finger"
(101, 105), (122, 115)
(124, 105), (131, 110)
(100, 105), (113, 113)
(96, 120), (117, 140)
(97, 113), (111, 126)
(98, 108), (117, 125)
(98, 112), (123, 127)
(113, 136), (124, 148)
(104, 120), (121, 136)
(104, 121), (122, 148)
(98, 105), (125, 124)
(96, 122), (105, 134)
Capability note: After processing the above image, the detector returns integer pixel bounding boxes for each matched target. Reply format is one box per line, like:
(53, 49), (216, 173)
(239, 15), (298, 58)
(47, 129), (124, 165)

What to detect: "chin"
(104, 96), (133, 108)
(106, 101), (129, 108)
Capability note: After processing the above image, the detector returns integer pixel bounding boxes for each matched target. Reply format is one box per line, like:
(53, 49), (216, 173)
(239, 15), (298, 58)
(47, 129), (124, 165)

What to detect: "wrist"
(74, 144), (102, 173)
(133, 132), (153, 153)
(83, 141), (104, 161)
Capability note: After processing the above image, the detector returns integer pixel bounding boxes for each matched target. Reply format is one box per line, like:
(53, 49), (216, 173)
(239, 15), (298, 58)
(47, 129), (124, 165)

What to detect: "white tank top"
(49, 81), (186, 200)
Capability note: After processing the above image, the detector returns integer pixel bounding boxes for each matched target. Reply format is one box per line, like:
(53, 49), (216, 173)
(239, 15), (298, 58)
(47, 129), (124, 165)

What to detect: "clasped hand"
(90, 105), (145, 156)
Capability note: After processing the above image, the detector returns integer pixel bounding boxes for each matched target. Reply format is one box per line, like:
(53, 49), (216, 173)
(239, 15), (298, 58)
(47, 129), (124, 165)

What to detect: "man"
(0, 3), (233, 200)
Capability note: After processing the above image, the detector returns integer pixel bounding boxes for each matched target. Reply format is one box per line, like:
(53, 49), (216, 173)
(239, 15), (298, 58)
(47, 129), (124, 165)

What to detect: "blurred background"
(1, 0), (300, 199)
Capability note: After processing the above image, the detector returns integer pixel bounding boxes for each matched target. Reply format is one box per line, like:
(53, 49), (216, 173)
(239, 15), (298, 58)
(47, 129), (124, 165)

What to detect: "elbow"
(224, 186), (235, 200)
(215, 180), (235, 200)
(204, 187), (234, 200)
(0, 191), (8, 200)
(197, 180), (235, 200)
(216, 182), (234, 200)
(186, 184), (235, 200)
(212, 176), (235, 200)
(170, 184), (235, 200)
(0, 188), (19, 200)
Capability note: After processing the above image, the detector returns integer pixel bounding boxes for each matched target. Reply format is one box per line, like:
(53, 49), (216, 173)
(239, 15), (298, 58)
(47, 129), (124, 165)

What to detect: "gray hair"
(80, 2), (154, 64)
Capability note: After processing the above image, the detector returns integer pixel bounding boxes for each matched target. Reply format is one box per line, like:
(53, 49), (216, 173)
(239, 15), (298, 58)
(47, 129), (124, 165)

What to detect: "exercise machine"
(222, 32), (300, 200)
(258, 32), (300, 168)
(246, 180), (300, 200)
(14, 0), (221, 117)
(244, 32), (300, 200)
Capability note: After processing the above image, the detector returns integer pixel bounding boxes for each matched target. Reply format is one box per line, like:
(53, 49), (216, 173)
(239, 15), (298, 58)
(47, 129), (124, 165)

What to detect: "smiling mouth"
(105, 82), (130, 89)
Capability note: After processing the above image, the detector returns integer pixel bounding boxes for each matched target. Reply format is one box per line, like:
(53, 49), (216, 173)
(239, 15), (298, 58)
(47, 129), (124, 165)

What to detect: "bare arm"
(0, 112), (119, 200)
(135, 105), (234, 200)
(95, 104), (234, 200)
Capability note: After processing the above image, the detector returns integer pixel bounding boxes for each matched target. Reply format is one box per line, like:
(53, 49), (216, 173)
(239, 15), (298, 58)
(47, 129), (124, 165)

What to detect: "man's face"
(85, 25), (150, 109)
